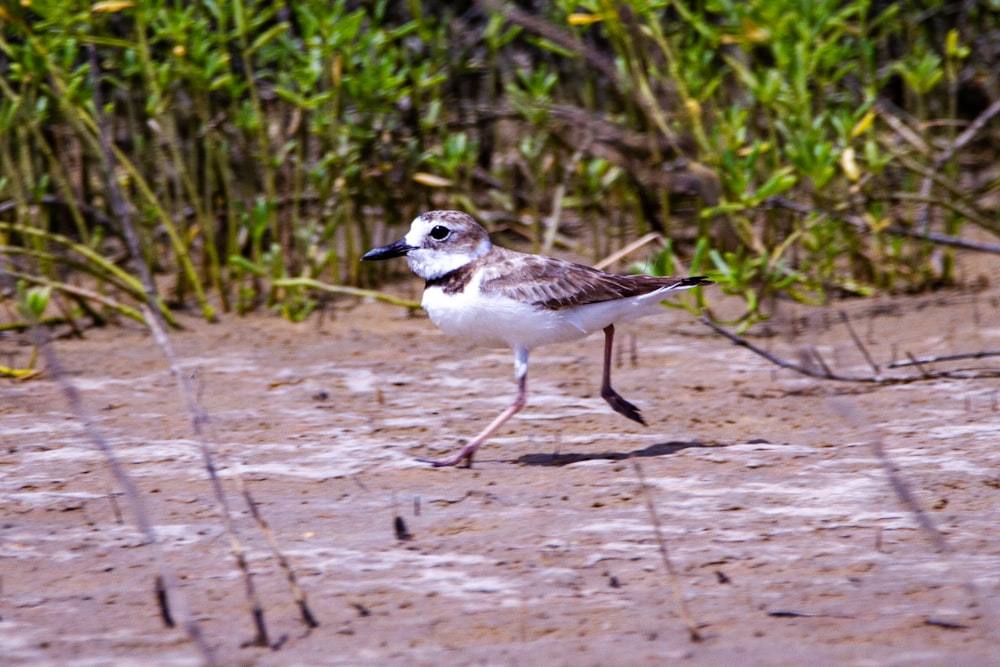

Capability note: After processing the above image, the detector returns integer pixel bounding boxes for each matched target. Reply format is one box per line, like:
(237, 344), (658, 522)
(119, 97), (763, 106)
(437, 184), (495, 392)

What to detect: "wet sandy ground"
(3, 267), (1000, 665)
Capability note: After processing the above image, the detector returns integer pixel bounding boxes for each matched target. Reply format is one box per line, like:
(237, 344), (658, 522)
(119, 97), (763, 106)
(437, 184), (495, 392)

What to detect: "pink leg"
(601, 324), (646, 426)
(418, 347), (530, 468)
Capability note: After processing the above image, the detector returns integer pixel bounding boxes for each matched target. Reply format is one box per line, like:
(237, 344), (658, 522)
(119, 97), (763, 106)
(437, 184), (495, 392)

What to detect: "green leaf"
(752, 167), (798, 202)
(248, 22), (290, 55)
(228, 255), (266, 276)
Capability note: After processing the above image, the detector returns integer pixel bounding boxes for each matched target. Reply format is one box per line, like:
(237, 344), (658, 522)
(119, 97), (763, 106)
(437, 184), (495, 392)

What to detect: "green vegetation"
(1, 1), (998, 330)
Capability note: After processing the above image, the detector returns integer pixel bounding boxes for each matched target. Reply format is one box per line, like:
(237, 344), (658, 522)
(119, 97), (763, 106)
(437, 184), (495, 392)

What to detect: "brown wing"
(477, 248), (711, 310)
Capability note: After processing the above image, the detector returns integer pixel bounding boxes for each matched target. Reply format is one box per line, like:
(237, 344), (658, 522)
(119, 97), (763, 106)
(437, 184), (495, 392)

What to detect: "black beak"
(361, 238), (413, 261)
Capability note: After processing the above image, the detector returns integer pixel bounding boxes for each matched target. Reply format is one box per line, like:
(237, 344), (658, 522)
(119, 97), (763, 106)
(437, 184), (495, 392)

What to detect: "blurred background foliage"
(1, 0), (998, 331)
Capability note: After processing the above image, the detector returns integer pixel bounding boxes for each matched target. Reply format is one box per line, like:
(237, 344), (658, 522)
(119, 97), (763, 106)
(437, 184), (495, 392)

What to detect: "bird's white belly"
(421, 284), (666, 351)
(422, 286), (560, 348)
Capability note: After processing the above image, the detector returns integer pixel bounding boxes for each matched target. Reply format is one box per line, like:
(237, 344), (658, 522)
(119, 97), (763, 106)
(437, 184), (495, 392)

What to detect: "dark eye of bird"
(430, 225), (450, 241)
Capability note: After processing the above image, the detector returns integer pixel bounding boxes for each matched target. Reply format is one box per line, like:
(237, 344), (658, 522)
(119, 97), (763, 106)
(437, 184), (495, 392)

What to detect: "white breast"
(422, 283), (542, 348)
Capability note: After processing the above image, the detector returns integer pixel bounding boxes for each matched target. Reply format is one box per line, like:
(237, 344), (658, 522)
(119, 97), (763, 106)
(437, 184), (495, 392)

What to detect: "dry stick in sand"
(34, 331), (217, 666)
(631, 459), (702, 642)
(86, 42), (314, 645)
(830, 401), (992, 631)
(238, 483), (320, 629)
(700, 316), (879, 383)
(838, 310), (880, 376)
(832, 401), (948, 553)
(888, 349), (1000, 368)
(703, 309), (991, 626)
(79, 42), (234, 658)
(700, 316), (1000, 384)
(143, 308), (318, 642)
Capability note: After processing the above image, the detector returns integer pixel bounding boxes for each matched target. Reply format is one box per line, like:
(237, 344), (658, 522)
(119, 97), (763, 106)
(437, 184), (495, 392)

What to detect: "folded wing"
(479, 249), (711, 311)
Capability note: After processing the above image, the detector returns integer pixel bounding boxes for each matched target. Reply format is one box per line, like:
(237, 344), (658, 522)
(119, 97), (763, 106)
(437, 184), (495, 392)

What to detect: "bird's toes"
(415, 453), (474, 468)
(602, 389), (647, 426)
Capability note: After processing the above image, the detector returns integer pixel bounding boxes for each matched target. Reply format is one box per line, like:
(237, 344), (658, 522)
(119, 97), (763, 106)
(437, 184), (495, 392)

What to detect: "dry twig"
(632, 459), (702, 642)
(918, 97), (1000, 231)
(89, 42), (318, 648)
(35, 330), (216, 666)
(839, 310), (880, 376)
(831, 401), (996, 632)
(700, 315), (1000, 384)
(887, 349), (1000, 368)
(832, 400), (947, 552)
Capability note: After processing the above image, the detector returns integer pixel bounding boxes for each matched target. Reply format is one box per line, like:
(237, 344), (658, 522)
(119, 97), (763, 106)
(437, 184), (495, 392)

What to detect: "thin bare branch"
(937, 97), (1000, 168)
(839, 310), (880, 376)
(887, 350), (1000, 368)
(874, 100), (930, 154)
(877, 224), (1000, 254)
(143, 308), (271, 647)
(273, 278), (421, 309)
(700, 315), (1000, 384)
(904, 351), (934, 380)
(831, 401), (991, 632)
(912, 97), (1000, 232)
(594, 233), (664, 271)
(701, 315), (879, 383)
(35, 330), (216, 666)
(631, 459), (702, 642)
(89, 40), (319, 645)
(238, 485), (320, 629)
(543, 137), (590, 255)
(887, 191), (999, 236)
(809, 346), (836, 378)
(831, 401), (947, 552)
(5, 270), (146, 323)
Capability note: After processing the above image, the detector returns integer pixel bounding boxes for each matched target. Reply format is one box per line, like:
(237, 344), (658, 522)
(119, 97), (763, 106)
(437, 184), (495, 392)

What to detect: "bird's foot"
(601, 387), (647, 426)
(416, 446), (476, 468)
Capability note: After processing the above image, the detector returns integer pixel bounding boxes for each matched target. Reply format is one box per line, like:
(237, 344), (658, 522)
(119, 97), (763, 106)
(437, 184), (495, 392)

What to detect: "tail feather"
(677, 276), (713, 289)
(681, 276), (715, 287)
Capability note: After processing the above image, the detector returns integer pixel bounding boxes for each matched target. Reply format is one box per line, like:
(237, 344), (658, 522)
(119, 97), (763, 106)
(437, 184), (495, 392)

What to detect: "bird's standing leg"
(601, 324), (646, 425)
(418, 347), (530, 467)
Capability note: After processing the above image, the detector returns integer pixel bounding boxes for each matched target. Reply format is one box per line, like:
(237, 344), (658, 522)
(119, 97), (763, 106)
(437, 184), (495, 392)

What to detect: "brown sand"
(3, 266), (999, 665)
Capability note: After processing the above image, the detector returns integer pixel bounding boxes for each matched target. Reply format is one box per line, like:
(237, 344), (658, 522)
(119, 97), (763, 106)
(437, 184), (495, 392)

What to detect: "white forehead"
(403, 215), (439, 247)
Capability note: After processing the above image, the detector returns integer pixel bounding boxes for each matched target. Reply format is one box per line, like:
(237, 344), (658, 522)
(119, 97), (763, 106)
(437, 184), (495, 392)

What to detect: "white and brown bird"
(362, 210), (712, 467)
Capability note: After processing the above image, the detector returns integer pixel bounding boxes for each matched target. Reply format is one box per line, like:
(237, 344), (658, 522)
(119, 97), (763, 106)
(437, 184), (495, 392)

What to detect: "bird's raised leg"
(601, 324), (646, 425)
(418, 347), (530, 468)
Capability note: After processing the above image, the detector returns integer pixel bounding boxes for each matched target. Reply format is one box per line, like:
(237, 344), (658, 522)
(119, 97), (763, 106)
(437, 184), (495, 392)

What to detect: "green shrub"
(1, 1), (996, 327)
